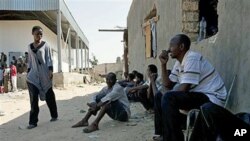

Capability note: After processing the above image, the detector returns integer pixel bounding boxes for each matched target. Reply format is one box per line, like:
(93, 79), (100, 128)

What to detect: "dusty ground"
(0, 83), (154, 141)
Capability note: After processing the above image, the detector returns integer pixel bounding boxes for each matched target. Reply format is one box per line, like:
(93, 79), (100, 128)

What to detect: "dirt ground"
(0, 83), (155, 141)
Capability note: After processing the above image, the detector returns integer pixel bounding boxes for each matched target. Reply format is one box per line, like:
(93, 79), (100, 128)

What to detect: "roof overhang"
(0, 0), (89, 49)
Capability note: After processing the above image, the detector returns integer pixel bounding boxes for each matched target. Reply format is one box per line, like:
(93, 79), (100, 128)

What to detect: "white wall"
(0, 20), (70, 72)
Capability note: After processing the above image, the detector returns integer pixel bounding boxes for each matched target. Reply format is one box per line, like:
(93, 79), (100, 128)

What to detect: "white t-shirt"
(169, 50), (227, 106)
(143, 75), (162, 91)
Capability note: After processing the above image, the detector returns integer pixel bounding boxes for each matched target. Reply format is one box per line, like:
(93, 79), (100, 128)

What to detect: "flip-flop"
(83, 124), (99, 133)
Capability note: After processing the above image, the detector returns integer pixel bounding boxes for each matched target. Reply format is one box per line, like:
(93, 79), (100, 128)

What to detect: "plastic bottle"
(197, 17), (207, 42)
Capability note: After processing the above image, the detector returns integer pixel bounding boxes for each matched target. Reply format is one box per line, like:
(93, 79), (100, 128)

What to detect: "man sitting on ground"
(127, 64), (162, 111)
(72, 72), (130, 133)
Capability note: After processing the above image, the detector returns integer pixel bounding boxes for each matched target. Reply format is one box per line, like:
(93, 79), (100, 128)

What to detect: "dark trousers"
(190, 102), (250, 141)
(27, 82), (58, 125)
(160, 91), (210, 141)
(154, 91), (164, 135)
(128, 88), (154, 110)
(95, 93), (128, 122)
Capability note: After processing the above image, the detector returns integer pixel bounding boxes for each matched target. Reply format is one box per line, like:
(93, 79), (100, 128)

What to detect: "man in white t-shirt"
(152, 34), (227, 141)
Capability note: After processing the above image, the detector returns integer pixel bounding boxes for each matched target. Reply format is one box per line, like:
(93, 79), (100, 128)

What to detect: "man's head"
(10, 62), (14, 66)
(106, 72), (117, 88)
(135, 72), (144, 83)
(132, 70), (138, 76)
(168, 34), (191, 59)
(147, 64), (157, 77)
(127, 73), (135, 82)
(32, 26), (43, 42)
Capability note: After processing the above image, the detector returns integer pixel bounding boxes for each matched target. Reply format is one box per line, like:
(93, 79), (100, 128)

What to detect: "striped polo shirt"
(169, 50), (227, 106)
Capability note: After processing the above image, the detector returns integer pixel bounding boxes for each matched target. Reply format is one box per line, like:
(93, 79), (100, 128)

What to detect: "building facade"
(127, 0), (250, 112)
(0, 0), (90, 73)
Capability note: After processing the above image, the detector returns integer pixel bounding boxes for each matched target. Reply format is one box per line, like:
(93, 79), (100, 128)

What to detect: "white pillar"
(87, 48), (90, 71)
(84, 45), (87, 73)
(57, 4), (62, 72)
(80, 41), (84, 74)
(68, 28), (71, 72)
(75, 35), (79, 72)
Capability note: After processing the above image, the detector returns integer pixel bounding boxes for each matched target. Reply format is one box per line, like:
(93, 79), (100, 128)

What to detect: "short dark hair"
(132, 70), (138, 75)
(136, 72), (144, 81)
(106, 72), (117, 81)
(128, 73), (135, 80)
(176, 34), (191, 50)
(32, 26), (43, 33)
(148, 64), (157, 73)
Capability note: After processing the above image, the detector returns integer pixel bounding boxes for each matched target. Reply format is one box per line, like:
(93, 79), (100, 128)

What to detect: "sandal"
(152, 135), (163, 141)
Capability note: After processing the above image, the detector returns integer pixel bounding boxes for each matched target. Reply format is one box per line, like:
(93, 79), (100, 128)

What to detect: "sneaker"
(50, 118), (58, 122)
(27, 124), (37, 129)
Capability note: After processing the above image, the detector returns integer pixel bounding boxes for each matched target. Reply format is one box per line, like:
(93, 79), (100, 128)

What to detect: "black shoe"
(27, 124), (37, 129)
(50, 118), (58, 122)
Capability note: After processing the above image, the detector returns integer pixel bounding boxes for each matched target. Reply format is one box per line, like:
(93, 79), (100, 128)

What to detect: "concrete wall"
(16, 73), (89, 89)
(93, 63), (123, 80)
(0, 20), (70, 72)
(127, 0), (250, 112)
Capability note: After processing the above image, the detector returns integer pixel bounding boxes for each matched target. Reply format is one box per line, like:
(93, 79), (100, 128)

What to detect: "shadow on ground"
(0, 91), (154, 141)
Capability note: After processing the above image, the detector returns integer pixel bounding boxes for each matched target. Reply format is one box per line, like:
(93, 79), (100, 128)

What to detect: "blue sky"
(65, 0), (133, 64)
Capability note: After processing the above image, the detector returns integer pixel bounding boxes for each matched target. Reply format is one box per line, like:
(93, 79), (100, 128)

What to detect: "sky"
(65, 0), (133, 64)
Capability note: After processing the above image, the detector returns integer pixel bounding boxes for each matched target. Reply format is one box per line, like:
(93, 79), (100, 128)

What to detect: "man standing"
(153, 34), (227, 141)
(26, 26), (58, 129)
(10, 62), (17, 92)
(72, 72), (130, 133)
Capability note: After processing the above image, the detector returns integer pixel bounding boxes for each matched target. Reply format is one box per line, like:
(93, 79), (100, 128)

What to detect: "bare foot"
(71, 120), (89, 128)
(83, 123), (99, 133)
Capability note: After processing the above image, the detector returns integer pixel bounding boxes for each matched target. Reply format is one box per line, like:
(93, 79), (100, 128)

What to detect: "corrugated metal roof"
(0, 0), (58, 11)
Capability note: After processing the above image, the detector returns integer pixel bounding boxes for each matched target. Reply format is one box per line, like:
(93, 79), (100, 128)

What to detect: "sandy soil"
(0, 83), (154, 141)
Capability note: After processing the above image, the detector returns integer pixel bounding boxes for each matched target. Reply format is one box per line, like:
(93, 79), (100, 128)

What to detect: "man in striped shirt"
(153, 34), (227, 141)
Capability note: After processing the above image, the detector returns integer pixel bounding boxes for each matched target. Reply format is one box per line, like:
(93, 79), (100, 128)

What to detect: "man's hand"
(159, 50), (170, 64)
(49, 70), (53, 80)
(128, 88), (136, 94)
(149, 73), (157, 82)
(87, 102), (98, 112)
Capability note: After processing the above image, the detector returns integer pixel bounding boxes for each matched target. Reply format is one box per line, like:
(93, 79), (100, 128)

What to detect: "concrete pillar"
(68, 28), (72, 72)
(84, 45), (87, 73)
(75, 35), (79, 72)
(87, 48), (90, 71)
(80, 41), (84, 74)
(57, 6), (62, 72)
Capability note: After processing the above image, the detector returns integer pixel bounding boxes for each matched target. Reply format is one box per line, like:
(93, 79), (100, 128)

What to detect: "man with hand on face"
(72, 72), (130, 133)
(152, 34), (227, 141)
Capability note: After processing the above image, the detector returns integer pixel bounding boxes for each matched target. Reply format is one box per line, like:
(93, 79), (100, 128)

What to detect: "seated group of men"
(71, 34), (250, 141)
